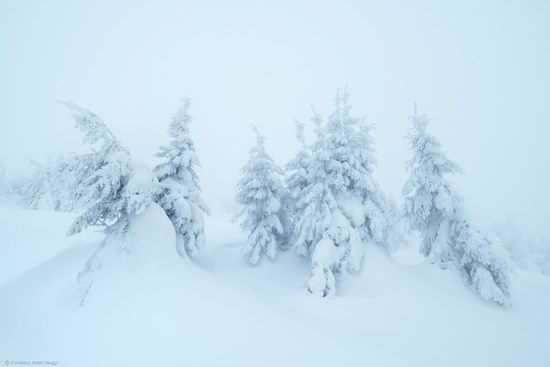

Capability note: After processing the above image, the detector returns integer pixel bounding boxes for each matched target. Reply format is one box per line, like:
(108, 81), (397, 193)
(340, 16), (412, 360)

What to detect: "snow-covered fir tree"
(290, 89), (390, 296)
(401, 108), (464, 264)
(13, 154), (95, 212)
(402, 107), (511, 306)
(234, 127), (291, 264)
(14, 159), (62, 210)
(153, 98), (209, 257)
(10, 161), (44, 209)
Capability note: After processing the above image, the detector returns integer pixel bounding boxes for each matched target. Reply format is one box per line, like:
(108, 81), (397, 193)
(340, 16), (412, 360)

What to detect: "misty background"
(1, 0), (548, 238)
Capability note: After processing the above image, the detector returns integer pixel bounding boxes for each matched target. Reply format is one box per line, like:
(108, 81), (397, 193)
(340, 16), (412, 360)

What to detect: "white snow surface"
(1, 205), (550, 366)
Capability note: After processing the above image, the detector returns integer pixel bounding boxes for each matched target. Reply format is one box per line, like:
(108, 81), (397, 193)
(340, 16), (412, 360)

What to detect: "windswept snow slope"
(0, 205), (549, 366)
(0, 206), (102, 287)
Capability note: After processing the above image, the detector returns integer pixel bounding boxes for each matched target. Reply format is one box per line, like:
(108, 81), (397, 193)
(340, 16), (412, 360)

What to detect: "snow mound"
(1, 208), (550, 366)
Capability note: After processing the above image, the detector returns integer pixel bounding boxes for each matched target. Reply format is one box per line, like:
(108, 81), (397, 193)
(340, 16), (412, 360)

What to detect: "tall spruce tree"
(234, 127), (291, 264)
(402, 107), (464, 264)
(291, 89), (389, 296)
(154, 98), (209, 257)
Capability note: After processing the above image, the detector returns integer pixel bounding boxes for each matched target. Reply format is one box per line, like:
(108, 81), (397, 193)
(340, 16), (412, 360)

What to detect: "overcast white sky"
(1, 0), (549, 238)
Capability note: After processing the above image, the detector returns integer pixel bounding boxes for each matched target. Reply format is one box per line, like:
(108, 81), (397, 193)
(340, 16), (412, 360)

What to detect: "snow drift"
(1, 206), (550, 367)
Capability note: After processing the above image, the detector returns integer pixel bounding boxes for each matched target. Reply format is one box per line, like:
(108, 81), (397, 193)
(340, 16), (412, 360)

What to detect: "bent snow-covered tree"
(154, 98), (209, 257)
(402, 108), (511, 306)
(234, 127), (291, 264)
(63, 102), (159, 239)
(290, 89), (390, 296)
(449, 214), (512, 306)
(62, 102), (160, 303)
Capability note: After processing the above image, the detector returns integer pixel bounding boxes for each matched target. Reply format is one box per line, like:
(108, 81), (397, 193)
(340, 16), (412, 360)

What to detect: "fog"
(1, 0), (549, 238)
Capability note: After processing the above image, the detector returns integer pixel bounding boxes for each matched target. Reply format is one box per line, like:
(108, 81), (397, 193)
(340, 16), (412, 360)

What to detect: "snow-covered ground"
(1, 204), (549, 366)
